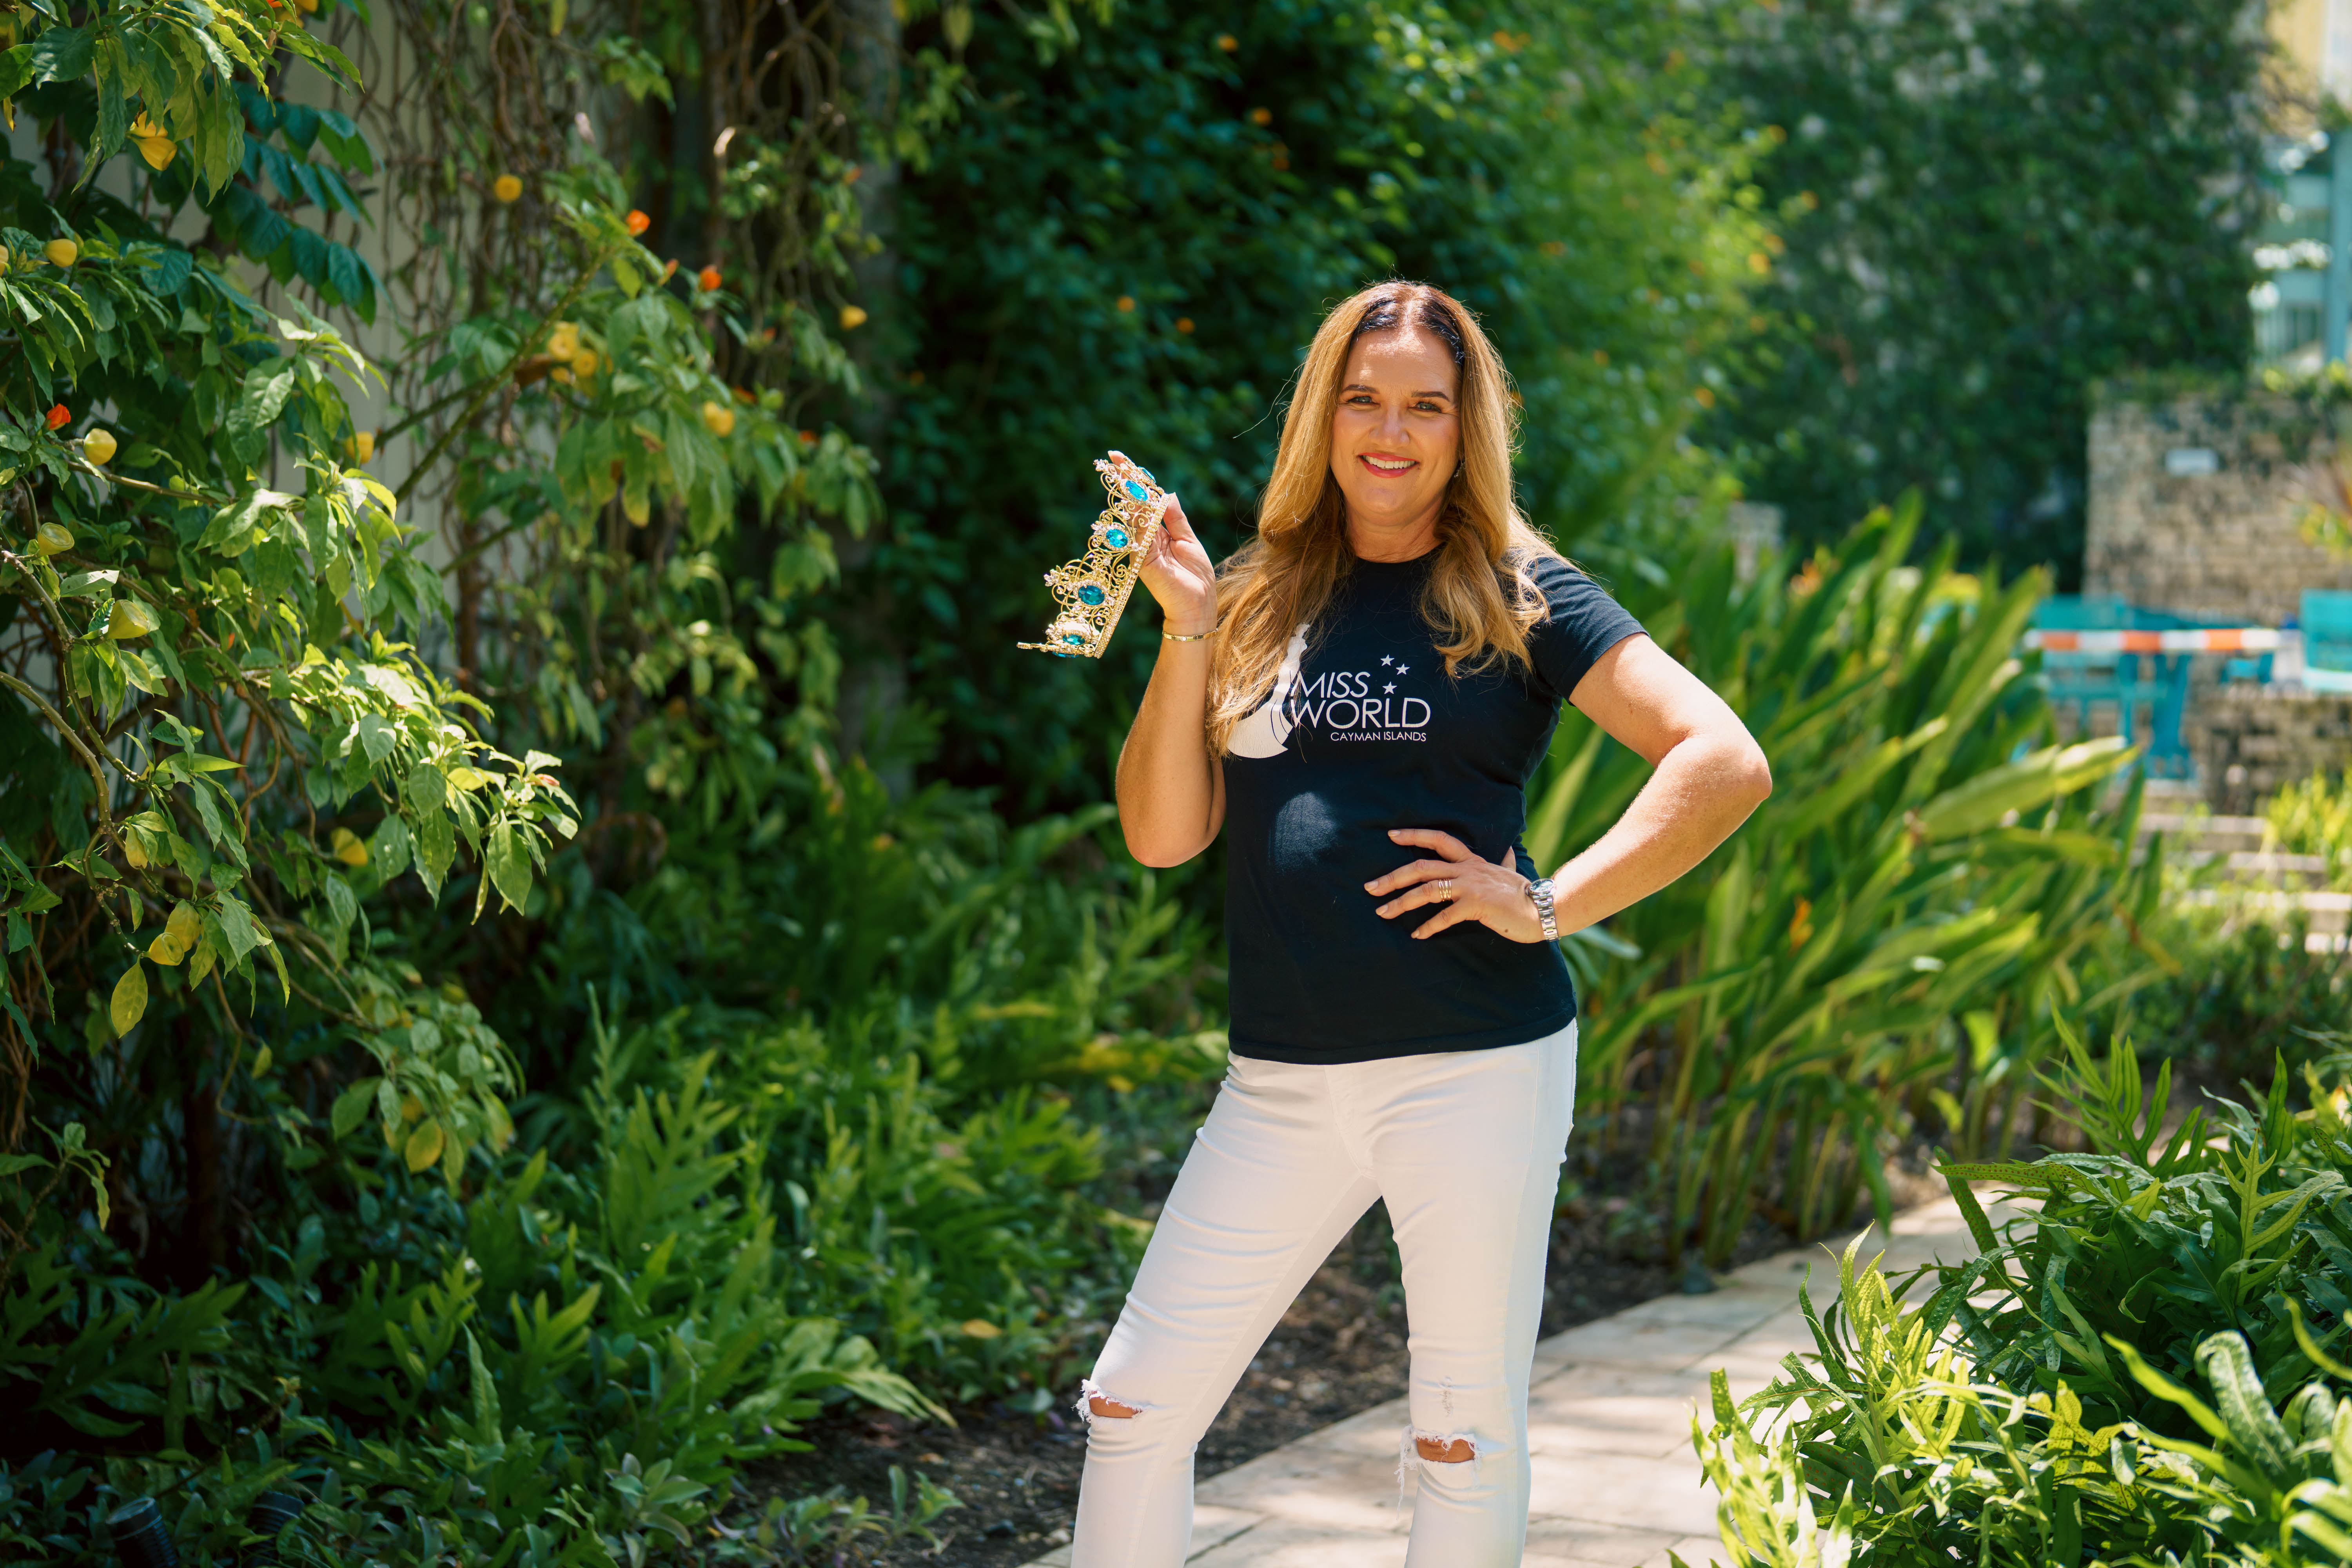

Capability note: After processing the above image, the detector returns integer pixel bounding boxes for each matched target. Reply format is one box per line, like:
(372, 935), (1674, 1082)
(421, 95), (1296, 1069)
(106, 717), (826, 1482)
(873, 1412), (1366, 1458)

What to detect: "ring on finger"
(1436, 878), (1455, 900)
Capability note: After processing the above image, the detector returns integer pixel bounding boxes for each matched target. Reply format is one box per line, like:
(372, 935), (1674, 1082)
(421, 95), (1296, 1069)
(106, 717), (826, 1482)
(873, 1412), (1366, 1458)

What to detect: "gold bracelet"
(1163, 630), (1209, 642)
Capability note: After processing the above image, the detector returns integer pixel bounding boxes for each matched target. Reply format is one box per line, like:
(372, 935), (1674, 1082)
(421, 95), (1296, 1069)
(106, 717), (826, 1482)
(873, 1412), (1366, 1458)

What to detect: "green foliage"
(2267, 770), (2352, 886)
(0, 0), (606, 1225)
(1552, 502), (2162, 1265)
(1702, 0), (2269, 579)
(890, 0), (1771, 807)
(2092, 899), (2352, 1092)
(0, 1063), (956, 1564)
(1690, 1029), (2352, 1567)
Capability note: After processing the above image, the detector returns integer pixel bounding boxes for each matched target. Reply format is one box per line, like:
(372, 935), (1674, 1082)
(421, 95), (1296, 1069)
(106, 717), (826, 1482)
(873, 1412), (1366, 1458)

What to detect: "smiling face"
(1328, 323), (1461, 561)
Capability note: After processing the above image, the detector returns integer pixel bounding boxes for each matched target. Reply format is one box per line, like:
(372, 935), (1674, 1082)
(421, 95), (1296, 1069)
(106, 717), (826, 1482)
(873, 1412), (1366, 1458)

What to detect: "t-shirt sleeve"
(1523, 553), (1645, 705)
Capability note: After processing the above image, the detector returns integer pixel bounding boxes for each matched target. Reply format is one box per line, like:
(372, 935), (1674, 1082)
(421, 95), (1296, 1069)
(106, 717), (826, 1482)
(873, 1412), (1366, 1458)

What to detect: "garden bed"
(751, 1126), (1948, 1565)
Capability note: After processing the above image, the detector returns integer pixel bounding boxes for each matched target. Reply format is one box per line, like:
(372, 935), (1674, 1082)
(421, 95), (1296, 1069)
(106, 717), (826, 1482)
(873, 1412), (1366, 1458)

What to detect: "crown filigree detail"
(1018, 450), (1168, 659)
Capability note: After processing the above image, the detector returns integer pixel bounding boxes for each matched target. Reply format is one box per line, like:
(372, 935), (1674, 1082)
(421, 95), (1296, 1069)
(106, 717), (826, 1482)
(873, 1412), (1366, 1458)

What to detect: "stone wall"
(2185, 684), (2352, 814)
(2085, 389), (2352, 624)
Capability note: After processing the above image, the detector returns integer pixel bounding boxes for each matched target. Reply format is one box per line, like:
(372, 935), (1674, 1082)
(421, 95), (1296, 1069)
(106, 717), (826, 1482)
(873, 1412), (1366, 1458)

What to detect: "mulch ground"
(744, 1122), (1947, 1566)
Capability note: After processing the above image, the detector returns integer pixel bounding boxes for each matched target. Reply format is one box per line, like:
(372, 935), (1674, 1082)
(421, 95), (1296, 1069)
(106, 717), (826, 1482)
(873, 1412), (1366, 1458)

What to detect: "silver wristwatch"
(1527, 877), (1558, 942)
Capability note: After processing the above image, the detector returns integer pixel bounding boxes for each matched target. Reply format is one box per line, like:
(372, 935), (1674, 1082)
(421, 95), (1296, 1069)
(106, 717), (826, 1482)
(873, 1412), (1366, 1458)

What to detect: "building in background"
(2254, 1), (2352, 368)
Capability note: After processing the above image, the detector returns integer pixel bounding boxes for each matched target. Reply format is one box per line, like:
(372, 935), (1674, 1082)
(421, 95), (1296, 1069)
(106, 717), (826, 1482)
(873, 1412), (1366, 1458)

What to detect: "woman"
(1076, 281), (1771, 1568)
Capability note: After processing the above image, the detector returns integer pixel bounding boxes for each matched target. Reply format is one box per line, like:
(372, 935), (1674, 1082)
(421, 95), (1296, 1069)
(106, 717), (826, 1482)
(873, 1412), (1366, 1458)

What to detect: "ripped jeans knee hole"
(1076, 1378), (1147, 1426)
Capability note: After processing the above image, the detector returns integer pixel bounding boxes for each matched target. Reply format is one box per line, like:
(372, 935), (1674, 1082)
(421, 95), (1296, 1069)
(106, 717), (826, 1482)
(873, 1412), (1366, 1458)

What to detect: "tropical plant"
(1549, 501), (2169, 1269)
(1689, 1027), (2352, 1567)
(0, 1008), (959, 1564)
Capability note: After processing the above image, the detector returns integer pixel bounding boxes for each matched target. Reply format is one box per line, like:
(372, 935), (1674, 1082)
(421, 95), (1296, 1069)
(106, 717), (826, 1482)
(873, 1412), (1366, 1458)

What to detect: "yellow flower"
(570, 348), (599, 379)
(332, 827), (369, 867)
(44, 238), (77, 268)
(130, 115), (176, 171)
(82, 428), (116, 465)
(546, 323), (579, 360)
(700, 399), (736, 437)
(838, 304), (869, 330)
(349, 430), (375, 463)
(492, 173), (523, 203)
(107, 599), (159, 640)
(33, 521), (71, 555)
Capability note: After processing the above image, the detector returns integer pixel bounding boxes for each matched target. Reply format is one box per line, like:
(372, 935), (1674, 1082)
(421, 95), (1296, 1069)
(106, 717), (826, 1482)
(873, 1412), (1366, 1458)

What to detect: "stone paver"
(1022, 1193), (1998, 1566)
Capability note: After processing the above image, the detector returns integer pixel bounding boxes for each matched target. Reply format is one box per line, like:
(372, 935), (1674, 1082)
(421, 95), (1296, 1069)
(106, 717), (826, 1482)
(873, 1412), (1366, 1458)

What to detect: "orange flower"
(625, 209), (651, 235)
(698, 265), (722, 292)
(662, 259), (679, 281)
(44, 403), (69, 430)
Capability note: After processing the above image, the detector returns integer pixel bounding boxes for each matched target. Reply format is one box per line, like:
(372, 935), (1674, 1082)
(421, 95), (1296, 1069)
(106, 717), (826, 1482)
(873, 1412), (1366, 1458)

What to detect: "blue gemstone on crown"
(1137, 468), (1156, 485)
(1124, 480), (1149, 502)
(1062, 632), (1087, 646)
(1103, 527), (1129, 550)
(1077, 583), (1107, 606)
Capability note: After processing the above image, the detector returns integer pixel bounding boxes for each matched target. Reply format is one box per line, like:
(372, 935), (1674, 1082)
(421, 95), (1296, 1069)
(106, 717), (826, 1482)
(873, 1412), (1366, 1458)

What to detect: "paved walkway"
(1024, 1192), (1991, 1568)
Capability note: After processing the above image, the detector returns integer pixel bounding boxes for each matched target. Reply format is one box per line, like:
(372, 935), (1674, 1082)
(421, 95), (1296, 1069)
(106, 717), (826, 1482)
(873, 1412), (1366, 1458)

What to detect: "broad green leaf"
(354, 712), (396, 766)
(0, 43), (35, 100)
(29, 27), (93, 84)
(199, 487), (298, 557)
(1911, 738), (2130, 842)
(486, 821), (530, 912)
(2198, 1331), (2298, 1475)
(415, 806), (456, 899)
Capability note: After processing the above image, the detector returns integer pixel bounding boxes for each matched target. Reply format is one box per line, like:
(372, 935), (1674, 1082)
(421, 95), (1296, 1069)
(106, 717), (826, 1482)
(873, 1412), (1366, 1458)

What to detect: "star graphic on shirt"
(1395, 663), (1410, 675)
(1384, 682), (1396, 693)
(1380, 655), (1393, 666)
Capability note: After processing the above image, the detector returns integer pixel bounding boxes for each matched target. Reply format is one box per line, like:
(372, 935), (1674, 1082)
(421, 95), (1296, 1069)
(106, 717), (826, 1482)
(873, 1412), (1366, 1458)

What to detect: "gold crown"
(1018, 450), (1168, 658)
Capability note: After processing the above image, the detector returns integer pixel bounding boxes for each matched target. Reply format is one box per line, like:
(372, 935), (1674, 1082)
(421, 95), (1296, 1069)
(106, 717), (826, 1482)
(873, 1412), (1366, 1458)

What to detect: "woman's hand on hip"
(1366, 829), (1544, 942)
(1138, 495), (1218, 633)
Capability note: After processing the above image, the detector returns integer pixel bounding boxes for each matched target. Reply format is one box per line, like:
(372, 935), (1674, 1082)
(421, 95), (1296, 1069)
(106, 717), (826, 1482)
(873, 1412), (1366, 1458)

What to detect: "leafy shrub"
(1550, 501), (2165, 1268)
(2267, 771), (2352, 887)
(2, 1014), (944, 1564)
(2092, 898), (2352, 1092)
(1691, 1026), (2352, 1566)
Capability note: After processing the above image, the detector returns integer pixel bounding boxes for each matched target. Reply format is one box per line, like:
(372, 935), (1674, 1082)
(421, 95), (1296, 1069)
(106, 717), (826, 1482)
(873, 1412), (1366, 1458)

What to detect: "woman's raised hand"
(1366, 829), (1544, 942)
(1138, 495), (1218, 635)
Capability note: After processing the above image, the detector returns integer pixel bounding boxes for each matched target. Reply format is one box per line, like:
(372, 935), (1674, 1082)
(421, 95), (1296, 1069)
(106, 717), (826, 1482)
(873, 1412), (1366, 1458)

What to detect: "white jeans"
(1072, 1021), (1578, 1568)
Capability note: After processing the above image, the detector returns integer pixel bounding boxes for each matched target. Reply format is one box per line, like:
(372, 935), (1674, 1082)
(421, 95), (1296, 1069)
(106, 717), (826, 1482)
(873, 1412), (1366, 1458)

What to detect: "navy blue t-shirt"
(1220, 549), (1644, 1064)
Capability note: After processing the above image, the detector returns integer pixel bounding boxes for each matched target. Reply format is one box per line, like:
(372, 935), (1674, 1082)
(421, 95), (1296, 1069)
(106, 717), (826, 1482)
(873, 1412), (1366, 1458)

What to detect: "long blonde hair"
(1207, 281), (1561, 755)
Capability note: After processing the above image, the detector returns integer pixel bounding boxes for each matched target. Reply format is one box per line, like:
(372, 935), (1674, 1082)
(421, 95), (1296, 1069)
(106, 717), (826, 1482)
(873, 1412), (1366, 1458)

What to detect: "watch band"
(1528, 877), (1558, 942)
